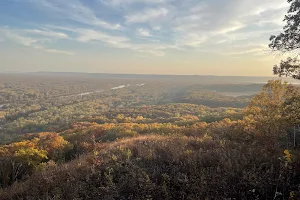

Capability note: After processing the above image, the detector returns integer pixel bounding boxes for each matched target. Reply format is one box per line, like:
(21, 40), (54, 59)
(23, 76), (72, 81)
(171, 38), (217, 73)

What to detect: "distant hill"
(27, 71), (279, 84)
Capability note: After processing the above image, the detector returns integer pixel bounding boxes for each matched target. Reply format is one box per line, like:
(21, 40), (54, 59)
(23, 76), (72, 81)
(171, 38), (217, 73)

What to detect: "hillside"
(0, 76), (300, 199)
(1, 130), (299, 199)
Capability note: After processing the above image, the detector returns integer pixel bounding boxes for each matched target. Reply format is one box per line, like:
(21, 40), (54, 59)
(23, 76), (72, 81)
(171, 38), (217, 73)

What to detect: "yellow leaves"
(244, 106), (261, 116)
(111, 154), (117, 161)
(120, 148), (132, 160)
(0, 147), (9, 156)
(14, 147), (47, 159)
(136, 115), (144, 121)
(241, 116), (256, 124)
(192, 122), (208, 129)
(37, 132), (69, 153)
(0, 111), (6, 119)
(184, 149), (193, 155)
(196, 133), (212, 143)
(178, 114), (199, 121)
(203, 133), (212, 141)
(116, 114), (125, 121)
(246, 80), (288, 113)
(9, 140), (37, 152)
(242, 80), (300, 137)
(0, 132), (69, 168)
(226, 109), (236, 114)
(92, 150), (99, 156)
(0, 139), (48, 171)
(284, 149), (292, 163)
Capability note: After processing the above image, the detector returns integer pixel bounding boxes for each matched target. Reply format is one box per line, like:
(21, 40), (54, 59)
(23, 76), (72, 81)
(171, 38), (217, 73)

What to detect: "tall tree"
(244, 80), (289, 137)
(244, 80), (300, 146)
(269, 0), (300, 79)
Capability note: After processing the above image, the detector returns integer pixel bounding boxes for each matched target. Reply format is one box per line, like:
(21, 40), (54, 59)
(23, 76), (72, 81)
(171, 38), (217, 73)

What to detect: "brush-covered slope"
(1, 134), (298, 200)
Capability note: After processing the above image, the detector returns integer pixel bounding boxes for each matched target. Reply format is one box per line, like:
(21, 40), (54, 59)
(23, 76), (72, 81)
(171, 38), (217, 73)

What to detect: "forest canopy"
(0, 74), (300, 199)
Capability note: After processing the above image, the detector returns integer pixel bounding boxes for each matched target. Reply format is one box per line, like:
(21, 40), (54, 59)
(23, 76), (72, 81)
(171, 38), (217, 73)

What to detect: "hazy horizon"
(0, 0), (289, 76)
(0, 71), (277, 77)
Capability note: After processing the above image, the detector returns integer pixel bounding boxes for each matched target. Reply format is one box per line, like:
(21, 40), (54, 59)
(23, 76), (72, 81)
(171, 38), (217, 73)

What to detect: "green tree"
(244, 80), (290, 138)
(283, 84), (300, 125)
(269, 0), (300, 79)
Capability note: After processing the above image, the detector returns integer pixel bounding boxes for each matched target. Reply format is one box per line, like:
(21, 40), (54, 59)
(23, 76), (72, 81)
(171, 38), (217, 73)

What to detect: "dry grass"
(1, 134), (299, 200)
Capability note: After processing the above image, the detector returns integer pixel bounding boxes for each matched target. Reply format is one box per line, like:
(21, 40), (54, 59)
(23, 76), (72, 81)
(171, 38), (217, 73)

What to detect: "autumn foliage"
(0, 80), (300, 199)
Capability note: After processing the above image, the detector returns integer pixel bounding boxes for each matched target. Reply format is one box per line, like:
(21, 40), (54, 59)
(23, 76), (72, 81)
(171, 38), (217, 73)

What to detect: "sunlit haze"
(0, 0), (289, 76)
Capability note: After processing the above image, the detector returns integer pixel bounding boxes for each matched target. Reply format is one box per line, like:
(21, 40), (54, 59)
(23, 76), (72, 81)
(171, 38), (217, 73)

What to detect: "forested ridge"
(0, 74), (299, 199)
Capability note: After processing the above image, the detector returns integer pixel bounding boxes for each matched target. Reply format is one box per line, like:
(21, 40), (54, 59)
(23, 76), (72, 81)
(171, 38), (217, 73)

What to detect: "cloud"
(44, 49), (73, 55)
(165, 0), (288, 51)
(34, 45), (74, 55)
(101, 0), (172, 7)
(174, 33), (207, 47)
(75, 29), (128, 44)
(48, 24), (183, 56)
(225, 48), (267, 56)
(215, 40), (228, 44)
(216, 23), (245, 35)
(0, 28), (37, 46)
(125, 7), (168, 23)
(222, 44), (270, 56)
(153, 26), (161, 31)
(40, 26), (166, 56)
(25, 29), (68, 39)
(31, 0), (123, 30)
(42, 0), (289, 56)
(137, 28), (151, 37)
(1, 0), (291, 58)
(0, 27), (73, 55)
(64, 27), (177, 56)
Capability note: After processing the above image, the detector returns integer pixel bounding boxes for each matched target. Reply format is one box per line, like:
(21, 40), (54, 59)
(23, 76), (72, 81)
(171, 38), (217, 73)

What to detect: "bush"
(1, 135), (299, 200)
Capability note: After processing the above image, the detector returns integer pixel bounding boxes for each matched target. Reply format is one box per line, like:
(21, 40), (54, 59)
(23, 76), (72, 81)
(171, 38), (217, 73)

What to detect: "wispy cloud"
(0, 27), (73, 55)
(25, 29), (68, 39)
(125, 8), (169, 23)
(75, 29), (128, 44)
(101, 0), (172, 7)
(137, 28), (151, 37)
(31, 0), (123, 30)
(0, 0), (290, 58)
(34, 45), (74, 55)
(72, 28), (174, 56)
(1, 28), (37, 46)
(222, 44), (270, 56)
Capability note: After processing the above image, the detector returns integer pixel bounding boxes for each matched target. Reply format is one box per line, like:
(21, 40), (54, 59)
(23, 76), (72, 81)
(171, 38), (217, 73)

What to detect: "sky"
(0, 0), (290, 76)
